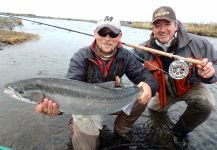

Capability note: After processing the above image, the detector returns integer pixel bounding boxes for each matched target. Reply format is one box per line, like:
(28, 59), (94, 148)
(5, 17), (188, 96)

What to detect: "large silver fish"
(2, 78), (142, 115)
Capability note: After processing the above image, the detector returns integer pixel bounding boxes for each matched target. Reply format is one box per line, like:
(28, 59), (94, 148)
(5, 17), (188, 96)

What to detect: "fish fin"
(122, 101), (136, 115)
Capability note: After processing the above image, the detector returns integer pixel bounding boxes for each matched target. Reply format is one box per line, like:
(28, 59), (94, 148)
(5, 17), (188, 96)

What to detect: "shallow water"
(0, 17), (217, 149)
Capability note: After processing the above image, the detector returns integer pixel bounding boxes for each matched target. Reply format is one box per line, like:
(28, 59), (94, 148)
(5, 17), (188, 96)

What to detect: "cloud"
(0, 0), (216, 23)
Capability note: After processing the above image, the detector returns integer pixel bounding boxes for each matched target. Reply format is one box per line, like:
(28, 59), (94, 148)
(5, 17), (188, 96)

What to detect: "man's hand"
(35, 98), (61, 116)
(197, 58), (215, 78)
(137, 81), (152, 104)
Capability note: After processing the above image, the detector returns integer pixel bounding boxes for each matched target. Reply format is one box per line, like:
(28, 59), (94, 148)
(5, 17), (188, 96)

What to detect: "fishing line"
(133, 54), (169, 75)
(9, 16), (94, 37)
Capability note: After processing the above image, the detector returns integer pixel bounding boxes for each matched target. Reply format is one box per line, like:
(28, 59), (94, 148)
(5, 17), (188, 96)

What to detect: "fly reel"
(169, 60), (189, 79)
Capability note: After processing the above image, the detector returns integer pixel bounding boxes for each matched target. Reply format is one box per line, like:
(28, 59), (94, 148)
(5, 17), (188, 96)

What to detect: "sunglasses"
(97, 30), (120, 38)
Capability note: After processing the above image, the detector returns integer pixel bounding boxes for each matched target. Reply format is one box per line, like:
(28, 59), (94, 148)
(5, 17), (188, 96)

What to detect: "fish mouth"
(3, 87), (35, 104)
(3, 86), (23, 100)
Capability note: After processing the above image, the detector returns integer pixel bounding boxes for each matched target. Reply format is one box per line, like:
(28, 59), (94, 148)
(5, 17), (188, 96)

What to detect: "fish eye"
(18, 89), (24, 94)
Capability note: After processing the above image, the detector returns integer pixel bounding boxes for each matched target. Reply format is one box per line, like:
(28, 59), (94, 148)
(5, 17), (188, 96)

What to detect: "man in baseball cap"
(133, 5), (216, 150)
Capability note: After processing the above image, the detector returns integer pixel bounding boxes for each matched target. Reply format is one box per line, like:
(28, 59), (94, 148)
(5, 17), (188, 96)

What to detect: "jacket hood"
(176, 20), (191, 49)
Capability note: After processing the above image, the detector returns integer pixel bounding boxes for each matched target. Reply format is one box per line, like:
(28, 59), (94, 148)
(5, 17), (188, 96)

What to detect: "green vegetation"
(129, 21), (217, 37)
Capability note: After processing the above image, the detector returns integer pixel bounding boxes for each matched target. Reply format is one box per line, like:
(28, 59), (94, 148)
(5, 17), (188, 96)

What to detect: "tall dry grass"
(0, 16), (38, 46)
(130, 22), (217, 37)
(0, 30), (39, 45)
(184, 23), (217, 37)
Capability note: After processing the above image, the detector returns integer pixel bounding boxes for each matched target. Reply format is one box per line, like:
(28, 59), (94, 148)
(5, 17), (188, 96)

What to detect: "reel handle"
(173, 55), (206, 66)
(123, 42), (206, 67)
(186, 58), (206, 66)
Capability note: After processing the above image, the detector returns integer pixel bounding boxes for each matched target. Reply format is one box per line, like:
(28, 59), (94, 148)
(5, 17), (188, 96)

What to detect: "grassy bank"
(1, 13), (217, 47)
(128, 21), (217, 37)
(2, 12), (217, 38)
(0, 16), (39, 46)
(0, 30), (39, 45)
(184, 23), (217, 37)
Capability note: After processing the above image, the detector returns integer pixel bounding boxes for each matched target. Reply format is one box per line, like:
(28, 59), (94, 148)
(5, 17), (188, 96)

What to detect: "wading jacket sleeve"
(66, 46), (158, 97)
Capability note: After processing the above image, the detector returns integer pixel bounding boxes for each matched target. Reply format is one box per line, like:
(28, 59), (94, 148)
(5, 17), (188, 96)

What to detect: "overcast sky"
(0, 0), (216, 23)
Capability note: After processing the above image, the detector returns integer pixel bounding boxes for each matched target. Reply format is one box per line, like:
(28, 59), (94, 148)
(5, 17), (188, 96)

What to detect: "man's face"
(94, 27), (121, 54)
(152, 19), (178, 44)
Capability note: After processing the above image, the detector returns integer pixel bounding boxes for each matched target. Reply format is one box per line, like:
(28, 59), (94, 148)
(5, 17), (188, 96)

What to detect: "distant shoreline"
(129, 22), (217, 38)
(1, 12), (215, 37)
(0, 12), (217, 47)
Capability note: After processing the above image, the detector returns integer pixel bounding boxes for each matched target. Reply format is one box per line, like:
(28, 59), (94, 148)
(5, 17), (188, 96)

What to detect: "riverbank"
(0, 12), (217, 47)
(130, 22), (217, 37)
(0, 16), (39, 46)
(0, 30), (39, 46)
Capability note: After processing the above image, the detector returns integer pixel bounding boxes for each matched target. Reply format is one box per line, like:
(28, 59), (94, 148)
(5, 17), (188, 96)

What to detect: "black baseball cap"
(152, 6), (176, 24)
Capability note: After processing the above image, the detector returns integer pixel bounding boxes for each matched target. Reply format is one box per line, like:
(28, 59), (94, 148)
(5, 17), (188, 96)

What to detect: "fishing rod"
(7, 15), (205, 79)
(9, 16), (93, 37)
(123, 43), (205, 66)
(8, 15), (204, 64)
(122, 43), (206, 79)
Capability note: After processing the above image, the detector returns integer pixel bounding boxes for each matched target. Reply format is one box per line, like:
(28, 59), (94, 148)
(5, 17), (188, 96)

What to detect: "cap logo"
(104, 16), (113, 22)
(155, 8), (169, 17)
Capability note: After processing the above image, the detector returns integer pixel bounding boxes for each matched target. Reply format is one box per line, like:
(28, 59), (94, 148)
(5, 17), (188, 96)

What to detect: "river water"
(0, 18), (152, 86)
(0, 17), (217, 150)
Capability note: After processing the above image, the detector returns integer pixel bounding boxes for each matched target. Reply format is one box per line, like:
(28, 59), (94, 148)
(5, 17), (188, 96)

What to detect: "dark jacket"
(66, 44), (158, 96)
(132, 21), (217, 107)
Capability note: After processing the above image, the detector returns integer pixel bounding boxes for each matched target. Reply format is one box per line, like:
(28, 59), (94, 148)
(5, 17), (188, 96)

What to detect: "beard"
(96, 45), (116, 61)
